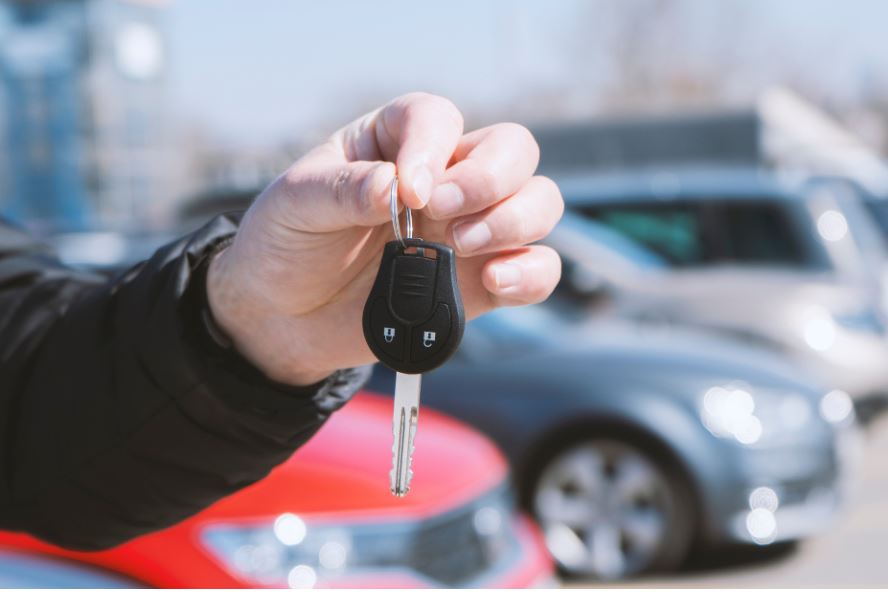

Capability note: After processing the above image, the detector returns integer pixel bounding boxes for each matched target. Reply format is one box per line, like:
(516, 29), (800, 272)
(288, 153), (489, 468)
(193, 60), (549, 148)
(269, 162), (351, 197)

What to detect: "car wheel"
(531, 437), (694, 580)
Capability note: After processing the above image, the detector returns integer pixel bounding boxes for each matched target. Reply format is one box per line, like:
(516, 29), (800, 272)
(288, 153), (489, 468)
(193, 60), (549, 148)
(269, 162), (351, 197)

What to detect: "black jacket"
(0, 214), (369, 550)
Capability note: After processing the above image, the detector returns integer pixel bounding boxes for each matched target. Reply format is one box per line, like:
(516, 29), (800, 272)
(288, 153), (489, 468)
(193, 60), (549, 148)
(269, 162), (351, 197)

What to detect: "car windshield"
(572, 198), (829, 270)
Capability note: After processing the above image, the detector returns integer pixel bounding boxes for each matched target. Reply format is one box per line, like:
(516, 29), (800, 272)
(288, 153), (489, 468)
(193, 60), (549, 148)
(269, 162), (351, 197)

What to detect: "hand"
(207, 93), (563, 385)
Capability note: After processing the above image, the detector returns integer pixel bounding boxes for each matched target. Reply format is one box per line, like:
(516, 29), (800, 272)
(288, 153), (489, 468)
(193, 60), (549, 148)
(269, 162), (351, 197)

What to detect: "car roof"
(552, 166), (813, 205)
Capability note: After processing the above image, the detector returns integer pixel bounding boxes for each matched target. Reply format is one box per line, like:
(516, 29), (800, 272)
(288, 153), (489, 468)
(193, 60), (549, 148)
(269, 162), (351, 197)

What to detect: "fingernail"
(493, 263), (522, 291)
(429, 183), (464, 218)
(413, 166), (433, 206)
(453, 220), (492, 254)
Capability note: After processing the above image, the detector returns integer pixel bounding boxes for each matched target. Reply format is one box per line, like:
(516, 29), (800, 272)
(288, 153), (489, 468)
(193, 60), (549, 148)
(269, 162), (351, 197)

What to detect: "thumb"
(275, 158), (397, 233)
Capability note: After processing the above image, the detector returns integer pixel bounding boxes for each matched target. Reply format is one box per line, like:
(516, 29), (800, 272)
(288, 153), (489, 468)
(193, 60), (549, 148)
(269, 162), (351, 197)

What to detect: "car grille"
(408, 505), (489, 585)
(382, 487), (518, 587)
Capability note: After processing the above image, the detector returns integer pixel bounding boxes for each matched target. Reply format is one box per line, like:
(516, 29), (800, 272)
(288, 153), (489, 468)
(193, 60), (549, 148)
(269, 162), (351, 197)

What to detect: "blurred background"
(2, 0), (888, 588)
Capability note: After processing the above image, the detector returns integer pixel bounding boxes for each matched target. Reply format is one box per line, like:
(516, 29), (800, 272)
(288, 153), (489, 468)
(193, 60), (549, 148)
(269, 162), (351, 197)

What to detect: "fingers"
(277, 94), (557, 243)
(448, 175), (563, 257)
(483, 245), (562, 307)
(328, 95), (541, 226)
(459, 246), (562, 319)
(425, 123), (540, 221)
(375, 93), (464, 209)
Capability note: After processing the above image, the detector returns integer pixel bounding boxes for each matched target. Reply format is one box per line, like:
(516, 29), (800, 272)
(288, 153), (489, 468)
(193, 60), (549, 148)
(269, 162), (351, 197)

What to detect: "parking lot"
(569, 414), (888, 588)
(7, 1), (888, 588)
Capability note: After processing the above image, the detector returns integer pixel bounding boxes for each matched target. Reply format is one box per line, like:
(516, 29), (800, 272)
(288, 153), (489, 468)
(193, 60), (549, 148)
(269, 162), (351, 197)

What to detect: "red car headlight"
(201, 485), (518, 588)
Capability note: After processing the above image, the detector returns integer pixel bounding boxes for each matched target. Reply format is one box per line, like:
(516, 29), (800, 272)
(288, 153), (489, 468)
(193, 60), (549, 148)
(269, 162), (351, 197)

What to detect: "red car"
(0, 392), (554, 588)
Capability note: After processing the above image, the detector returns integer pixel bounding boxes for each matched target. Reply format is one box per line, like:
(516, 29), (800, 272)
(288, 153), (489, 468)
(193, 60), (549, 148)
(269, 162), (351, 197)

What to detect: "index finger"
(375, 92), (465, 208)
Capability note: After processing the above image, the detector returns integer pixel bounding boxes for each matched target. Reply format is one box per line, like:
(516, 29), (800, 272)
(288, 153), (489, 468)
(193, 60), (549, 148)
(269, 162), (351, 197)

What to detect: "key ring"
(390, 176), (413, 247)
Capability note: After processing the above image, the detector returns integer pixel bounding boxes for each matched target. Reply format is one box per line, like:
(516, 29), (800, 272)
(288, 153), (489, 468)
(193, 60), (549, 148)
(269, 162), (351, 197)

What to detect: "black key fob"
(363, 238), (465, 374)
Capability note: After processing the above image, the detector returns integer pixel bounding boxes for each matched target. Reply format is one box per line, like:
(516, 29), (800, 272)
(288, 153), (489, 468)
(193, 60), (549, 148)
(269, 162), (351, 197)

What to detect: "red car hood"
(198, 390), (507, 522)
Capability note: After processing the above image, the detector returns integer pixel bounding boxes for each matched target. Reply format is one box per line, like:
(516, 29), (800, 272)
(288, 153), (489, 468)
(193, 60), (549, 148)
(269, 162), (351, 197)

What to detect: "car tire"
(525, 431), (695, 580)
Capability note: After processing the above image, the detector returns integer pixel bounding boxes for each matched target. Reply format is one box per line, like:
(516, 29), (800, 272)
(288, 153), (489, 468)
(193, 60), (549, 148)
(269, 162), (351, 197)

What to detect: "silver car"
(552, 167), (888, 410)
(407, 301), (861, 580)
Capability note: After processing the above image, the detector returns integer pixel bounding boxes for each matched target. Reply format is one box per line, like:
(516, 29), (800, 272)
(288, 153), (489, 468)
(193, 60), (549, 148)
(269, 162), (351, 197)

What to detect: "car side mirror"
(562, 260), (611, 299)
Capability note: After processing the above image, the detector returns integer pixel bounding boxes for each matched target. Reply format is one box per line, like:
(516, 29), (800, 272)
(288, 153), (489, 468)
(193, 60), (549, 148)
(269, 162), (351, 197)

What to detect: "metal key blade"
(391, 372), (421, 497)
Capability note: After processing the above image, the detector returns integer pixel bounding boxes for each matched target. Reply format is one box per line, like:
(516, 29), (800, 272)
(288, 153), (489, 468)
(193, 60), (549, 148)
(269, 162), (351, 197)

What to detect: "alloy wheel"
(533, 439), (679, 579)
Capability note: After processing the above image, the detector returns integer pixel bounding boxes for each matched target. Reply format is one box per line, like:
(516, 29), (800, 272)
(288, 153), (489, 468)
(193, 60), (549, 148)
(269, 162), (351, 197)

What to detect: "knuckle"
(498, 122), (539, 163)
(505, 181), (563, 246)
(280, 165), (306, 196)
(533, 176), (565, 219)
(399, 90), (436, 104)
(331, 166), (354, 213)
(362, 164), (394, 218)
(509, 203), (534, 245)
(450, 157), (500, 204)
(534, 175), (562, 200)
(526, 219), (548, 244)
(424, 199), (452, 221)
(474, 164), (501, 202)
(501, 122), (537, 146)
(409, 92), (464, 128)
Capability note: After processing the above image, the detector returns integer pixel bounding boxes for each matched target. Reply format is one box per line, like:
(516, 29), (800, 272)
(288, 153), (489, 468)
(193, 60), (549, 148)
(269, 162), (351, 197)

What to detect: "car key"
(362, 177), (465, 496)
(364, 236), (464, 496)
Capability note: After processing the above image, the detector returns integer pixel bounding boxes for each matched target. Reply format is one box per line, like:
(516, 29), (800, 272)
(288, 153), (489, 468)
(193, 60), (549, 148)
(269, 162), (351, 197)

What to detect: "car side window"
(712, 201), (811, 266)
(576, 198), (822, 269)
(576, 203), (704, 266)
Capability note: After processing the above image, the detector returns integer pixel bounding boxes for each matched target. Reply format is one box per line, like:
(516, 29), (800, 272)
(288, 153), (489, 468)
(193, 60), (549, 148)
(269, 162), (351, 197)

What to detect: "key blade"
(391, 372), (421, 497)
(390, 406), (418, 497)
(393, 371), (422, 412)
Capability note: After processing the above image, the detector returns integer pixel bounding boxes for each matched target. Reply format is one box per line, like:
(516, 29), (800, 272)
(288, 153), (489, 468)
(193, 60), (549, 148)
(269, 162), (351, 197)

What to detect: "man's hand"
(206, 93), (563, 385)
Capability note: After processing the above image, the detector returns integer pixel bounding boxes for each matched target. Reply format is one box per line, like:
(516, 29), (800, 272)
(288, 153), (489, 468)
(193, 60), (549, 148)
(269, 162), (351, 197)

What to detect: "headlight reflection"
(701, 385), (763, 445)
(699, 385), (822, 446)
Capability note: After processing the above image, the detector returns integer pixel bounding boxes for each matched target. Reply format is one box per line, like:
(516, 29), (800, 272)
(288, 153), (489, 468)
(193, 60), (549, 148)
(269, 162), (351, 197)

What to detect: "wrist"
(205, 244), (335, 386)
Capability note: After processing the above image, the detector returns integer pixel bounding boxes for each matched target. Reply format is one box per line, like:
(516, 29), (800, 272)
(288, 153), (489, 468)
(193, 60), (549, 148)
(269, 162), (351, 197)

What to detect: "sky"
(165, 0), (580, 147)
(162, 0), (888, 150)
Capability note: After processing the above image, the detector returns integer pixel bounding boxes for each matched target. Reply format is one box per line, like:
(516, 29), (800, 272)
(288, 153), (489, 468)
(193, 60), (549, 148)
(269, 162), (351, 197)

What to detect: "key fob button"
(411, 304), (451, 363)
(390, 255), (437, 323)
(369, 297), (406, 360)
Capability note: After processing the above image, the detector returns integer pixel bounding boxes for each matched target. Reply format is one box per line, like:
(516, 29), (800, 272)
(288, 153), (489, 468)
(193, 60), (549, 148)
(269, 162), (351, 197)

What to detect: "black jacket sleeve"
(0, 213), (370, 550)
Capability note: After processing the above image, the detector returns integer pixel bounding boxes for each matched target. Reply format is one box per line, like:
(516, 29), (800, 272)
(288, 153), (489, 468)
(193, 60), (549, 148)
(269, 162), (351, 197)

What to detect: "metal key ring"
(390, 176), (413, 247)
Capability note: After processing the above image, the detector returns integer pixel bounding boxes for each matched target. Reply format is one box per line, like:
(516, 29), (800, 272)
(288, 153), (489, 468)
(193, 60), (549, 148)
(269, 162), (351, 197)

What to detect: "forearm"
(0, 215), (368, 550)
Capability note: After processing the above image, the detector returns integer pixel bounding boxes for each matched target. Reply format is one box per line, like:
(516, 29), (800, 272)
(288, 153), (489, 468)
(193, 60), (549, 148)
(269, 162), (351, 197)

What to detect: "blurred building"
(0, 0), (171, 231)
(535, 87), (888, 196)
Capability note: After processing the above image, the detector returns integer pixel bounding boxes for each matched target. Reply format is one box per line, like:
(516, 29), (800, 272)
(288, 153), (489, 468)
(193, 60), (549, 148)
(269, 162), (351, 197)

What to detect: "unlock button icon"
(408, 305), (451, 363)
